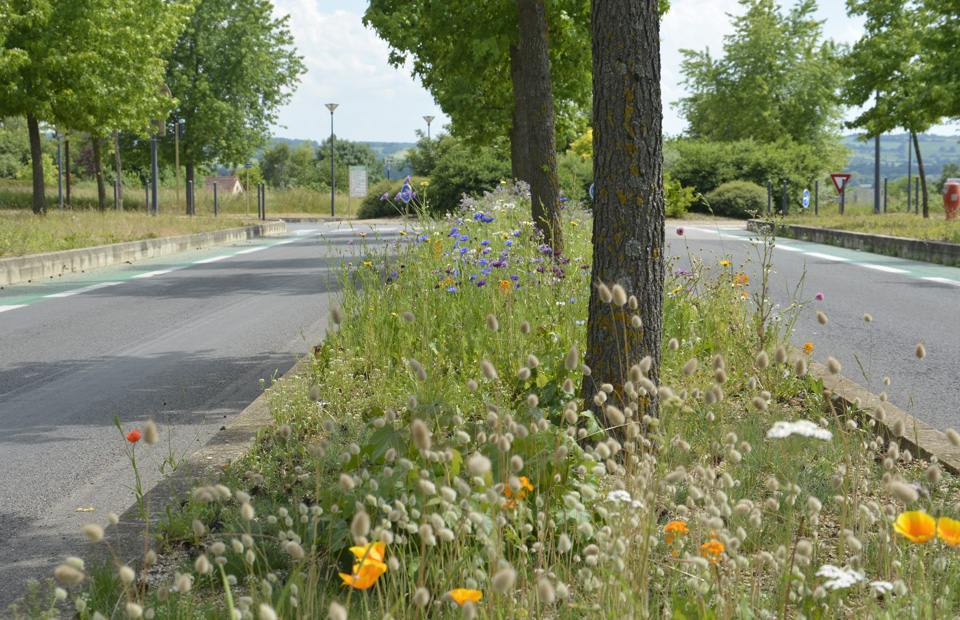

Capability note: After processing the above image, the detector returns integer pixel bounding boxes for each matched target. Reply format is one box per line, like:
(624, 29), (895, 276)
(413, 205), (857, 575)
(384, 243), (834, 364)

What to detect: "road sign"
(589, 183), (594, 200)
(349, 165), (368, 198)
(802, 189), (810, 208)
(245, 162), (253, 169)
(400, 182), (413, 204)
(830, 173), (851, 195)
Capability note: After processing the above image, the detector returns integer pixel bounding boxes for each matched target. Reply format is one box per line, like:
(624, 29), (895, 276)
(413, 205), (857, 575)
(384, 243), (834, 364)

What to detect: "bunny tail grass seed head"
(82, 523), (104, 543)
(612, 284), (628, 307)
(118, 565), (135, 585)
(892, 418), (905, 437)
(565, 345), (579, 371)
(683, 357), (698, 376)
(864, 313), (872, 323)
(817, 311), (828, 325)
(481, 360), (498, 380)
(520, 320), (531, 334)
(492, 567), (517, 593)
(598, 283), (613, 304)
(308, 385), (321, 402)
(331, 309), (343, 325)
(414, 587), (431, 607)
(774, 345), (787, 365)
(351, 511), (371, 539)
(794, 358), (807, 376)
(916, 343), (926, 359)
(402, 311), (415, 323)
(143, 419), (159, 445)
(946, 428), (960, 447)
(412, 418), (432, 451)
(328, 602), (347, 620)
(339, 474), (355, 491)
(890, 481), (918, 504)
(55, 564), (85, 585)
(668, 338), (679, 351)
(631, 315), (643, 329)
(486, 313), (499, 332)
(827, 357), (841, 374)
(755, 351), (769, 369)
(409, 358), (428, 382)
(259, 603), (278, 620)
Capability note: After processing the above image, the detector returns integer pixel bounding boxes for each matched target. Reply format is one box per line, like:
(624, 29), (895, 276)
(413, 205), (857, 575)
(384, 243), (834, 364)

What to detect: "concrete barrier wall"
(0, 221), (287, 287)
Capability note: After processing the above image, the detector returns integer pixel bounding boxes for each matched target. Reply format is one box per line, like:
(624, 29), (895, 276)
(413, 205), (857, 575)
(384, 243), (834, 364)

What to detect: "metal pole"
(782, 179), (788, 216)
(214, 181), (218, 217)
(57, 134), (63, 211)
(114, 179), (118, 210)
(884, 177), (888, 213)
(150, 126), (159, 216)
(175, 121), (181, 213)
(262, 183), (266, 220)
(145, 181), (149, 213)
(257, 183), (262, 219)
(767, 180), (772, 216)
(326, 103), (338, 217)
(874, 132), (881, 214)
(915, 177), (919, 215)
(907, 139), (912, 213)
(188, 180), (194, 216)
(815, 179), (819, 215)
(841, 178), (846, 215)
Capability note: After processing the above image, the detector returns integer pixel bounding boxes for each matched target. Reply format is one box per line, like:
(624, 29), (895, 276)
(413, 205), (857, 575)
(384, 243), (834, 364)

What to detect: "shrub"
(426, 140), (511, 215)
(357, 176), (429, 219)
(705, 180), (768, 218)
(557, 150), (593, 204)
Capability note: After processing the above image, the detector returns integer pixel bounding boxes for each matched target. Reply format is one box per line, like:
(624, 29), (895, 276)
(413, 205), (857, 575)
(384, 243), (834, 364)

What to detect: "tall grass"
(20, 185), (960, 620)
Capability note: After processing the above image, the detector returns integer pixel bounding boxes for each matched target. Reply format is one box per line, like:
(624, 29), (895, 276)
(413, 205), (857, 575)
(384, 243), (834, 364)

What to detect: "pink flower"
(815, 292), (824, 301)
(676, 227), (684, 236)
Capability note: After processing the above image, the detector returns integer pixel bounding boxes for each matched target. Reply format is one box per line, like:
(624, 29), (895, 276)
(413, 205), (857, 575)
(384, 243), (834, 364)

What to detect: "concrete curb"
(0, 221), (287, 287)
(810, 361), (960, 475)
(747, 219), (960, 267)
(104, 355), (312, 570)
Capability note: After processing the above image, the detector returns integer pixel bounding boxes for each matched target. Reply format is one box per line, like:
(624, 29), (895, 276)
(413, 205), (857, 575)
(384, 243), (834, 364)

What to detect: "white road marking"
(922, 277), (960, 286)
(805, 252), (849, 262)
(45, 282), (121, 298)
(860, 264), (908, 274)
(0, 305), (26, 313)
(132, 269), (177, 279)
(195, 256), (228, 264)
(775, 245), (803, 252)
(235, 247), (265, 254)
(297, 229), (318, 235)
(273, 239), (297, 245)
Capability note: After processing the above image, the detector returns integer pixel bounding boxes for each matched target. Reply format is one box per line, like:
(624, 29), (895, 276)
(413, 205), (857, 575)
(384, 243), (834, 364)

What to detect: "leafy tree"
(163, 0), (306, 211)
(0, 117), (31, 179)
(677, 0), (843, 149)
(936, 162), (960, 194)
(261, 142), (293, 189)
(289, 145), (319, 190)
(843, 0), (945, 217)
(403, 131), (443, 178)
(316, 137), (385, 191)
(426, 137), (511, 214)
(584, 0), (665, 422)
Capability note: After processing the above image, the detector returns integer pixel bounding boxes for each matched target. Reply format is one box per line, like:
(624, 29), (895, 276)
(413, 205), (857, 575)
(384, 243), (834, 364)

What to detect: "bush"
(557, 151), (593, 203)
(426, 139), (511, 215)
(705, 180), (768, 218)
(357, 176), (429, 219)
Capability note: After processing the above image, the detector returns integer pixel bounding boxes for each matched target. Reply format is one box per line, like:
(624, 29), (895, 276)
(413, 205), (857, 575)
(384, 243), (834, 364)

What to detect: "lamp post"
(56, 131), (63, 211)
(423, 115), (435, 140)
(326, 103), (339, 216)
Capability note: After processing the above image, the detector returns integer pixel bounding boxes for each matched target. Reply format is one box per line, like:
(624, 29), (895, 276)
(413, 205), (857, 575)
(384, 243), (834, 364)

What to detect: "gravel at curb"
(0, 221), (287, 287)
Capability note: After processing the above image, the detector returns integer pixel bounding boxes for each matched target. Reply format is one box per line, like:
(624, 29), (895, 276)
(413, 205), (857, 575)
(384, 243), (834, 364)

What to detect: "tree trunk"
(516, 0), (563, 254)
(114, 130), (123, 210)
(65, 137), (71, 207)
(510, 44), (528, 183)
(583, 0), (664, 424)
(26, 114), (46, 215)
(92, 137), (107, 211)
(912, 131), (929, 219)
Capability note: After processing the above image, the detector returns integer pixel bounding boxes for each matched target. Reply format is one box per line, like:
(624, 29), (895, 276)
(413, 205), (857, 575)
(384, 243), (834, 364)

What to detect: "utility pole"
(874, 130), (881, 215)
(423, 115), (435, 140)
(175, 121), (181, 213)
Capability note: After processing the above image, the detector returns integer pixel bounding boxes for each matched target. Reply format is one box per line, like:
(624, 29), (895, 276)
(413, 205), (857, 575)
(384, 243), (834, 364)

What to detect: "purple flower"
(480, 240), (490, 246)
(815, 292), (824, 301)
(505, 240), (513, 247)
(677, 227), (684, 235)
(491, 261), (506, 268)
(510, 275), (519, 281)
(459, 247), (469, 255)
(447, 286), (458, 292)
(478, 258), (488, 266)
(477, 279), (486, 287)
(459, 235), (470, 242)
(380, 192), (389, 201)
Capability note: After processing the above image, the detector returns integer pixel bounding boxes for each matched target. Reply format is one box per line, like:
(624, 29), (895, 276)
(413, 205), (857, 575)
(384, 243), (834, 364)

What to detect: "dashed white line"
(805, 252), (849, 262)
(235, 247), (266, 255)
(133, 269), (178, 279)
(775, 245), (803, 252)
(195, 256), (228, 264)
(45, 282), (121, 298)
(861, 264), (908, 274)
(922, 277), (960, 287)
(273, 239), (297, 245)
(0, 305), (26, 313)
(297, 229), (318, 235)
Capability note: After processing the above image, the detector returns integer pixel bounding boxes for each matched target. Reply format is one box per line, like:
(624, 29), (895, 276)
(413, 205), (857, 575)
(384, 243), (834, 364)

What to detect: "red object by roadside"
(945, 182), (960, 221)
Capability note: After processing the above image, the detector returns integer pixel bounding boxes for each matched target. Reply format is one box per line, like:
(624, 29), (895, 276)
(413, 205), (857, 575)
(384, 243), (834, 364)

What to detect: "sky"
(269, 0), (959, 144)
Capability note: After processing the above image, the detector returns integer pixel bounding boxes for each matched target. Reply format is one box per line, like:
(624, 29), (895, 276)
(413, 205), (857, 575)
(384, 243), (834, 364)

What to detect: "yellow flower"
(720, 260), (730, 266)
(894, 511), (936, 543)
(350, 541), (386, 563)
(664, 520), (689, 545)
(359, 232), (367, 237)
(400, 231), (407, 235)
(699, 539), (724, 564)
(339, 558), (386, 589)
(571, 221), (579, 227)
(449, 589), (483, 605)
(363, 261), (372, 267)
(420, 181), (429, 187)
(938, 517), (960, 546)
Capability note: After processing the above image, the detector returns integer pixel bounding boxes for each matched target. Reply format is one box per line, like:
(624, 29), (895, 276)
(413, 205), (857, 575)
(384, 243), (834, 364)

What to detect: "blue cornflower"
(505, 240), (513, 247)
(469, 275), (477, 281)
(510, 275), (519, 281)
(459, 234), (470, 242)
(459, 247), (469, 255)
(480, 240), (490, 246)
(447, 286), (458, 292)
(478, 259), (488, 266)
(479, 268), (491, 275)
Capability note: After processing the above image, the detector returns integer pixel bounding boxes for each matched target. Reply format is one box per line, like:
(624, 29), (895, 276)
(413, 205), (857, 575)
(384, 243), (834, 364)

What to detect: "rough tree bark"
(515, 0), (563, 254)
(26, 114), (46, 215)
(912, 131), (929, 219)
(114, 130), (123, 210)
(92, 137), (107, 210)
(583, 0), (664, 422)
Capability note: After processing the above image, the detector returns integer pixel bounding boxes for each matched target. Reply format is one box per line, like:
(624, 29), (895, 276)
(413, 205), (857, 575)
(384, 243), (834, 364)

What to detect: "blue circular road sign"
(589, 183), (595, 200)
(802, 189), (810, 208)
(400, 183), (413, 204)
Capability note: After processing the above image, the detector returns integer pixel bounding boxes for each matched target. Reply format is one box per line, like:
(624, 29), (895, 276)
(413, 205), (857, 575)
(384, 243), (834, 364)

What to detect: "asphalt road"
(0, 221), (393, 608)
(666, 223), (960, 433)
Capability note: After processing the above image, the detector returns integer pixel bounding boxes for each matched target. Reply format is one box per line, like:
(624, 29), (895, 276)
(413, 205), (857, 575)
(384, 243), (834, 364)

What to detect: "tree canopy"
(677, 0), (844, 148)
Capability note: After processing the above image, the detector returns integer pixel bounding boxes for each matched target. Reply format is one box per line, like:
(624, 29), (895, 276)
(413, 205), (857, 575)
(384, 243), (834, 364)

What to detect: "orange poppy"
(499, 280), (511, 295)
(449, 589), (483, 605)
(503, 477), (534, 508)
(803, 342), (814, 355)
(894, 511), (936, 543)
(339, 558), (386, 589)
(699, 539), (724, 565)
(350, 541), (386, 563)
(938, 517), (960, 546)
(126, 430), (141, 443)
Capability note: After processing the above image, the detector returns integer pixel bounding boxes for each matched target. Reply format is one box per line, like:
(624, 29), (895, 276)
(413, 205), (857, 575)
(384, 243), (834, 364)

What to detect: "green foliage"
(704, 180), (768, 218)
(664, 172), (698, 218)
(163, 0), (306, 168)
(556, 150), (592, 203)
(357, 177), (429, 219)
(316, 136), (384, 191)
(426, 138), (511, 215)
(936, 162), (960, 194)
(402, 131), (442, 177)
(668, 137), (848, 211)
(677, 0), (843, 150)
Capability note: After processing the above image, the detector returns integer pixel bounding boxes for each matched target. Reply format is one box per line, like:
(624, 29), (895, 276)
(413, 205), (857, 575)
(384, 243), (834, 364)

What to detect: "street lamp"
(326, 103), (339, 216)
(423, 115), (435, 141)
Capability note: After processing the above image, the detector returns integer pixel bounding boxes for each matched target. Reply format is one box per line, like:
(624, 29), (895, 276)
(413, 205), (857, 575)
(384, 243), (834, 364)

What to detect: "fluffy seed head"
(631, 315), (643, 329)
(492, 567), (517, 593)
(126, 603), (143, 619)
(331, 309), (343, 325)
(537, 578), (556, 605)
(564, 346), (579, 371)
(339, 474), (355, 491)
(605, 405), (625, 427)
(714, 368), (727, 384)
(467, 453), (492, 476)
(863, 313), (872, 323)
(82, 523), (104, 543)
(240, 503), (255, 521)
(890, 481), (918, 504)
(562, 378), (574, 393)
(774, 346), (787, 365)
(916, 343), (926, 359)
(307, 385), (321, 402)
(279, 424), (292, 440)
(640, 356), (653, 374)
(351, 511), (371, 539)
(486, 314), (499, 332)
(328, 602), (347, 620)
(611, 284), (628, 307)
(598, 283), (613, 304)
(926, 464), (942, 486)
(192, 519), (205, 537)
(143, 420), (159, 445)
(54, 564), (85, 585)
(892, 418), (905, 437)
(259, 603), (278, 620)
(518, 367), (531, 381)
(794, 358), (807, 376)
(755, 351), (769, 369)
(683, 357), (698, 376)
(401, 311), (415, 323)
(668, 338), (679, 351)
(467, 380), (478, 391)
(411, 419), (432, 452)
(413, 587), (431, 608)
(409, 359), (427, 382)
(481, 360), (498, 380)
(628, 295), (638, 309)
(510, 455), (524, 472)
(194, 554), (212, 575)
(119, 565), (135, 585)
(946, 428), (960, 447)
(520, 320), (531, 334)
(827, 357), (841, 374)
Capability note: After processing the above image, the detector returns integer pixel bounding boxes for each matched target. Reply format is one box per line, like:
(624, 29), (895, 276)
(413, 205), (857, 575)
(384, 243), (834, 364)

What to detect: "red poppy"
(126, 429), (141, 443)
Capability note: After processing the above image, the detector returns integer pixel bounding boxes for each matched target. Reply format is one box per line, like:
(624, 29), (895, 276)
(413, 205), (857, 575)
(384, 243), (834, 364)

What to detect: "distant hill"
(842, 132), (960, 184)
(265, 137), (417, 178)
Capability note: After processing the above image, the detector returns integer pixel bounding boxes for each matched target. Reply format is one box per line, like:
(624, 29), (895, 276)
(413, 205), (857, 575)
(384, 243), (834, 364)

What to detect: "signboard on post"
(802, 189), (810, 209)
(830, 173), (851, 195)
(349, 166), (368, 198)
